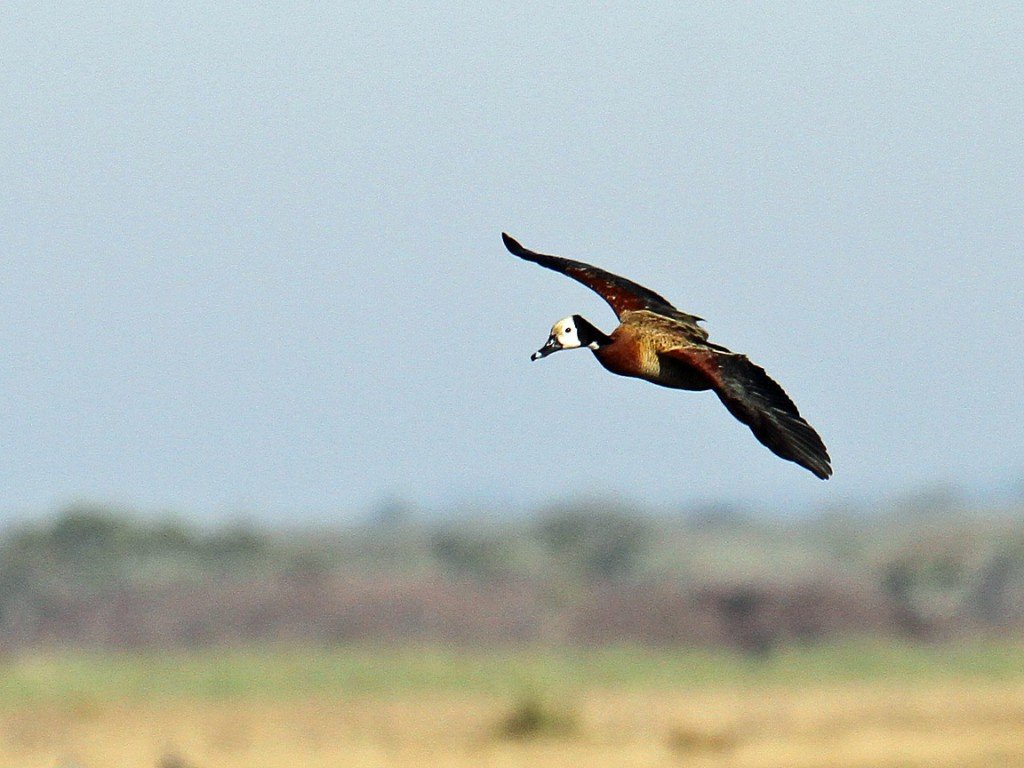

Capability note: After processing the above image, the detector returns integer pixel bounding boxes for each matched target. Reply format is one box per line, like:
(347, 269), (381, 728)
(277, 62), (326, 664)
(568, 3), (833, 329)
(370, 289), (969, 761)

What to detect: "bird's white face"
(531, 316), (582, 360)
(550, 316), (582, 349)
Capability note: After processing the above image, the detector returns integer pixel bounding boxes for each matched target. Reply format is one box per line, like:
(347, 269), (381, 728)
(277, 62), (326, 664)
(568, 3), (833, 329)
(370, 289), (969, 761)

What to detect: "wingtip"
(501, 231), (525, 255)
(804, 449), (833, 479)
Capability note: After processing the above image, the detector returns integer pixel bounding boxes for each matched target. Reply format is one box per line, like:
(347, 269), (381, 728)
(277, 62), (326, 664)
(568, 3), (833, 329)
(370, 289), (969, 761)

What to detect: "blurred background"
(1, 4), (1023, 767)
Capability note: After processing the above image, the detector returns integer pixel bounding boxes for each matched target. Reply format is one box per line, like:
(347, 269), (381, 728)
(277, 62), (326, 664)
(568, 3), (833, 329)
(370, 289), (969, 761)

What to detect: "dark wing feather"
(662, 347), (832, 479)
(503, 232), (683, 319)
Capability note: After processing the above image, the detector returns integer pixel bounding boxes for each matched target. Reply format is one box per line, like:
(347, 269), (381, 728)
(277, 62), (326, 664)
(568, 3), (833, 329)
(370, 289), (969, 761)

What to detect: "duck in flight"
(503, 232), (832, 479)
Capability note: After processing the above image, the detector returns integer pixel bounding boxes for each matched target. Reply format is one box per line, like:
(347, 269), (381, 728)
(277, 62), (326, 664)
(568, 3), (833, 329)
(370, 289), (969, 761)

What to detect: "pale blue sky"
(2, 5), (1022, 522)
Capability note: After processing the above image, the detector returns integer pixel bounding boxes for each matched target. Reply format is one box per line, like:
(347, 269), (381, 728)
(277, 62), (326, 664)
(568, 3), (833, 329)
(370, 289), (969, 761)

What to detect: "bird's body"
(594, 310), (718, 390)
(503, 232), (832, 479)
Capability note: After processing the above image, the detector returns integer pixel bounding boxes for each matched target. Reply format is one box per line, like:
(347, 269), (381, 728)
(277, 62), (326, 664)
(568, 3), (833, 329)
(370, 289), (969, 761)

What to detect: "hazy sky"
(2, 5), (1022, 522)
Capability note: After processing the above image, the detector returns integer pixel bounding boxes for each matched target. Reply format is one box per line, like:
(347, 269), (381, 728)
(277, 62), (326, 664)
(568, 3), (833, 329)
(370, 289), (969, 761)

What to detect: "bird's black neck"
(572, 314), (613, 349)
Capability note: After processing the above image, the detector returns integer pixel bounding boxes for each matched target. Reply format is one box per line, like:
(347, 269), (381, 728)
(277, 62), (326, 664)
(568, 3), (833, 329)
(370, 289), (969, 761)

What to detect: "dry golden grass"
(3, 679), (1024, 768)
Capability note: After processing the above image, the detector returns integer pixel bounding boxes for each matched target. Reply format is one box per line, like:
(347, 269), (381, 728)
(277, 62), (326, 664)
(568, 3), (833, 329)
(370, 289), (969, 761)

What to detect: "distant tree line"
(1, 498), (1024, 651)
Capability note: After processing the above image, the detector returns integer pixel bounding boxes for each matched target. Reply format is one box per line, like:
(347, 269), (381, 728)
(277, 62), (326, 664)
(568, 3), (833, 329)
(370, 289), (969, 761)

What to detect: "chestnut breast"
(593, 320), (714, 392)
(593, 325), (660, 381)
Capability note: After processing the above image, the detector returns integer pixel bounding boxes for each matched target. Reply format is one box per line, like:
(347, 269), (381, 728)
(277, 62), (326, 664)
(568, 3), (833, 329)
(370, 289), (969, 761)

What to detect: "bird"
(502, 232), (832, 479)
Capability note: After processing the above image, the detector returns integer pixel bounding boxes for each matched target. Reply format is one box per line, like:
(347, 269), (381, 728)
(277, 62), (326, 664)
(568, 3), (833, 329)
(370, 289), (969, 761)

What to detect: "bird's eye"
(565, 327), (572, 333)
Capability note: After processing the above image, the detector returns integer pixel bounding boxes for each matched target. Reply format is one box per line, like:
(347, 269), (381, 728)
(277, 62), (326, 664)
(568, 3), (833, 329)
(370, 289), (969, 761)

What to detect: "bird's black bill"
(531, 337), (561, 361)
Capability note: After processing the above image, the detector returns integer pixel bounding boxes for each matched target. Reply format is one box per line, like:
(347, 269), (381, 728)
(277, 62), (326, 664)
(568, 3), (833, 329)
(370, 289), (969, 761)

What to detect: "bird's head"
(531, 315), (597, 360)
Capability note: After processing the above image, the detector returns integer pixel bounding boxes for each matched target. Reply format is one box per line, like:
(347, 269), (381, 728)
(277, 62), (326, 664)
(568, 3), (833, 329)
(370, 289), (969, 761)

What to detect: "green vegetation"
(2, 640), (1023, 705)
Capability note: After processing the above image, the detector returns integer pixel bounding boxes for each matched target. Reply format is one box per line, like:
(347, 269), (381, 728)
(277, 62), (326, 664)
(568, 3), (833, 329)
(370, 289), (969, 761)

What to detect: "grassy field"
(1, 641), (1023, 767)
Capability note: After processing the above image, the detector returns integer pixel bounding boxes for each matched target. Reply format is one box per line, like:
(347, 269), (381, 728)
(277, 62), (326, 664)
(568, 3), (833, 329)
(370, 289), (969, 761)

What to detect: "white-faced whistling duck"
(503, 232), (832, 479)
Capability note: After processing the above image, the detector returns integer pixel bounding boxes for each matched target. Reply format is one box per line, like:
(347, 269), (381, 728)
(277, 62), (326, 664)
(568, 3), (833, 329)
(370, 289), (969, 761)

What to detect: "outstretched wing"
(661, 346), (832, 479)
(503, 232), (690, 320)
